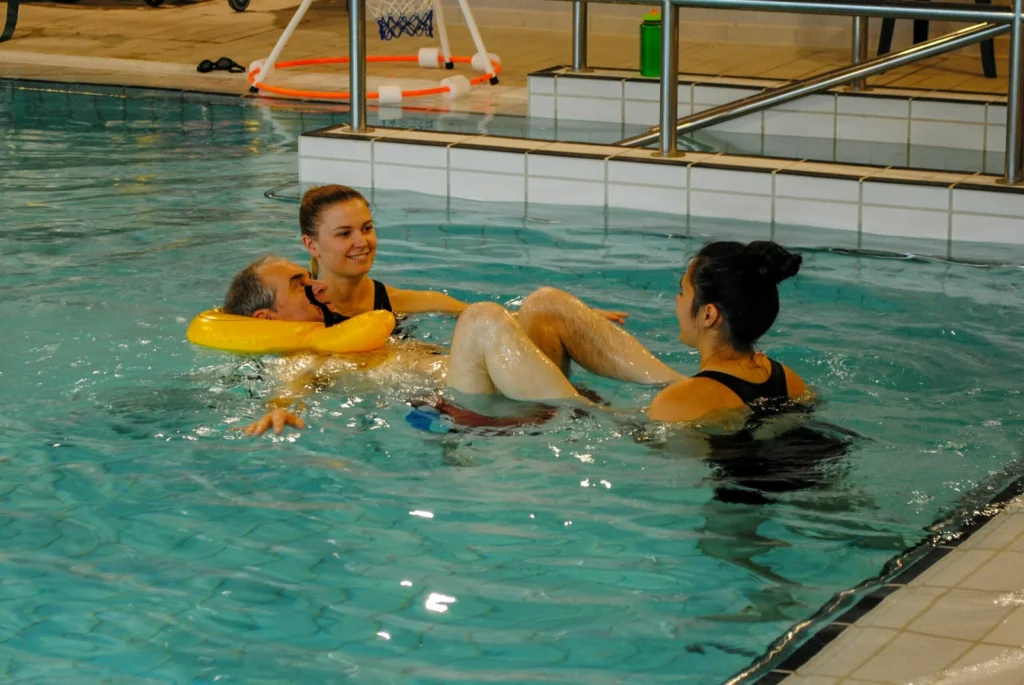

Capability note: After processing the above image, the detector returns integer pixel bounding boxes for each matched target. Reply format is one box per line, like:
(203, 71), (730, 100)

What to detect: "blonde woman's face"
(305, 200), (377, 278)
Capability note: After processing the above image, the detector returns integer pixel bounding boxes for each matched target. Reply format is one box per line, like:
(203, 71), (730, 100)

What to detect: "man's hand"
(238, 408), (306, 437)
(593, 309), (629, 325)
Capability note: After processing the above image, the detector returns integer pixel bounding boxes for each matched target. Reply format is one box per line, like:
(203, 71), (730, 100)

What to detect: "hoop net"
(368, 0), (434, 40)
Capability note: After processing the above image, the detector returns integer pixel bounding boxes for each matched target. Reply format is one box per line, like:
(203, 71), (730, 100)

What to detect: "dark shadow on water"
(635, 407), (873, 623)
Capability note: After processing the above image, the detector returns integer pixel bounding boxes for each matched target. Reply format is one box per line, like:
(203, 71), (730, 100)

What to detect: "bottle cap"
(643, 8), (661, 21)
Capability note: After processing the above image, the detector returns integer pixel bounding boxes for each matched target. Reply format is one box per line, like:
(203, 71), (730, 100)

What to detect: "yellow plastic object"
(186, 309), (396, 354)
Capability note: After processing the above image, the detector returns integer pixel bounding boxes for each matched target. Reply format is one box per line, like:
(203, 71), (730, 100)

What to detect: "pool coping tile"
(732, 475), (1024, 683)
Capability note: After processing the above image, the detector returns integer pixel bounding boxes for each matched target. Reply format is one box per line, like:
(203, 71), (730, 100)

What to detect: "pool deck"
(2, 2), (1023, 684)
(0, 0), (1009, 115)
(767, 493), (1024, 685)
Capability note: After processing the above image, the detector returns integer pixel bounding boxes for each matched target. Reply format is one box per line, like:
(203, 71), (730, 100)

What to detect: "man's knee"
(456, 301), (511, 332)
(520, 286), (572, 315)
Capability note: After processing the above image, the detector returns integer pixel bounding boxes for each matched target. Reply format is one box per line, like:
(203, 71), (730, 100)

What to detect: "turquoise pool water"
(1, 80), (1023, 684)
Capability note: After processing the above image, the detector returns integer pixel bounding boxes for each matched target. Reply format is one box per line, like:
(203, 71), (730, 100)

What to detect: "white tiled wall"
(776, 174), (859, 202)
(606, 184), (686, 213)
(706, 111), (764, 135)
(299, 157), (372, 188)
(374, 163), (448, 195)
(775, 174), (860, 232)
(448, 148), (527, 205)
(776, 197), (859, 232)
(526, 152), (608, 206)
(450, 148), (526, 174)
(298, 136), (374, 189)
(529, 73), (1007, 153)
(837, 96), (910, 118)
(690, 190), (772, 222)
(691, 166), (772, 194)
(836, 115), (910, 144)
(607, 159), (688, 214)
(555, 96), (622, 124)
(986, 104), (1008, 156)
(449, 170), (526, 204)
(764, 111), (835, 138)
(909, 120), (986, 151)
(297, 131), (1024, 247)
(529, 94), (556, 119)
(861, 205), (949, 241)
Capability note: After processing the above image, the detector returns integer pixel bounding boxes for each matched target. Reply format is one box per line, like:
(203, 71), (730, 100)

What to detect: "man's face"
(253, 260), (331, 322)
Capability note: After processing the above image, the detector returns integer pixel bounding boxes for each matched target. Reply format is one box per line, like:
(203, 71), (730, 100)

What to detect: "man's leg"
(517, 287), (683, 385)
(447, 302), (585, 402)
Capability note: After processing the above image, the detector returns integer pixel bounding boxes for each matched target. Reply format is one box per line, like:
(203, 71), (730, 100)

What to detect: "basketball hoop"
(249, 0), (500, 104)
(369, 0), (434, 40)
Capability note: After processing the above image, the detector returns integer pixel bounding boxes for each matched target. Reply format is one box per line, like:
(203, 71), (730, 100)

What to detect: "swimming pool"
(1, 80), (1023, 684)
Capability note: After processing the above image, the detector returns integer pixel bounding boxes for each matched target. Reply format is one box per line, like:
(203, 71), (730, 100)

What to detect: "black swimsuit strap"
(693, 359), (788, 407)
(327, 280), (394, 325)
(372, 280), (394, 313)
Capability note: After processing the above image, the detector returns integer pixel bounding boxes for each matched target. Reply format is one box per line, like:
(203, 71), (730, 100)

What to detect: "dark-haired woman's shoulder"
(648, 376), (747, 423)
(783, 364), (810, 400)
(648, 362), (814, 423)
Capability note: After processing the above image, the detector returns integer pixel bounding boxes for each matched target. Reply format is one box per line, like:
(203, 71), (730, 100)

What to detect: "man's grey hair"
(223, 255), (279, 316)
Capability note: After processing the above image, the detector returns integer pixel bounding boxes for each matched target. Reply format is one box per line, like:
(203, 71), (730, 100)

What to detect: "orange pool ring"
(247, 55), (501, 102)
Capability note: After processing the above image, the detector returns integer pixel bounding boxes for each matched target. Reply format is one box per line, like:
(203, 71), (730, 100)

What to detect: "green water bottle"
(639, 9), (662, 78)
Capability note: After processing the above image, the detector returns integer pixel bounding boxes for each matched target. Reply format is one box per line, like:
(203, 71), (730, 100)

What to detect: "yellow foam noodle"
(186, 309), (396, 354)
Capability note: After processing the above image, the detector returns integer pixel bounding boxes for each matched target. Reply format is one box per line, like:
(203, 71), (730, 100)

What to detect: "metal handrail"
(671, 0), (1013, 21)
(619, 21), (1009, 147)
(345, 0), (1024, 182)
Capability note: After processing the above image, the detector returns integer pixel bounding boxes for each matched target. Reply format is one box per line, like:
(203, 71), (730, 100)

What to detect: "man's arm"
(238, 354), (325, 436)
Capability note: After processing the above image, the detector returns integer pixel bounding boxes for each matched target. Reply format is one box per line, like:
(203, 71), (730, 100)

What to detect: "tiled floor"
(774, 495), (1024, 685)
(0, 0), (1009, 111)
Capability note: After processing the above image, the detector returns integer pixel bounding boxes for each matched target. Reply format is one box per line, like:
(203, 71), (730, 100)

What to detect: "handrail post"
(658, 0), (680, 156)
(349, 0), (370, 133)
(1004, 0), (1023, 183)
(851, 16), (869, 90)
(572, 0), (590, 72)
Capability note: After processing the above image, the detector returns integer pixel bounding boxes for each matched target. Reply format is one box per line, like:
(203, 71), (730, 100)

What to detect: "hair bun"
(747, 240), (802, 284)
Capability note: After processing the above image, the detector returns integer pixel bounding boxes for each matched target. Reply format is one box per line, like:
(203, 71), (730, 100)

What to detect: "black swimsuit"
(331, 280), (411, 339)
(693, 358), (789, 409)
(331, 280), (394, 324)
(694, 359), (852, 505)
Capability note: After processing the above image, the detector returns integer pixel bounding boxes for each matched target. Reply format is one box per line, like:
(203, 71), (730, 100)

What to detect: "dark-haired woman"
(643, 241), (857, 624)
(649, 240), (812, 423)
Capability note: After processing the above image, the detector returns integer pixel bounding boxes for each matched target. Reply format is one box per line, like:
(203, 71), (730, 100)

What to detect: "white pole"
(254, 0), (316, 87)
(456, 0), (495, 79)
(433, 0), (453, 65)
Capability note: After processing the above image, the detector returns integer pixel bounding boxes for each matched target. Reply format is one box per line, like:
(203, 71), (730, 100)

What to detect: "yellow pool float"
(186, 309), (396, 355)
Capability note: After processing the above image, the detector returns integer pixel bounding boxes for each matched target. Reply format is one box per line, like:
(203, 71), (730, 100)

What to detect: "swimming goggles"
(196, 57), (245, 74)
